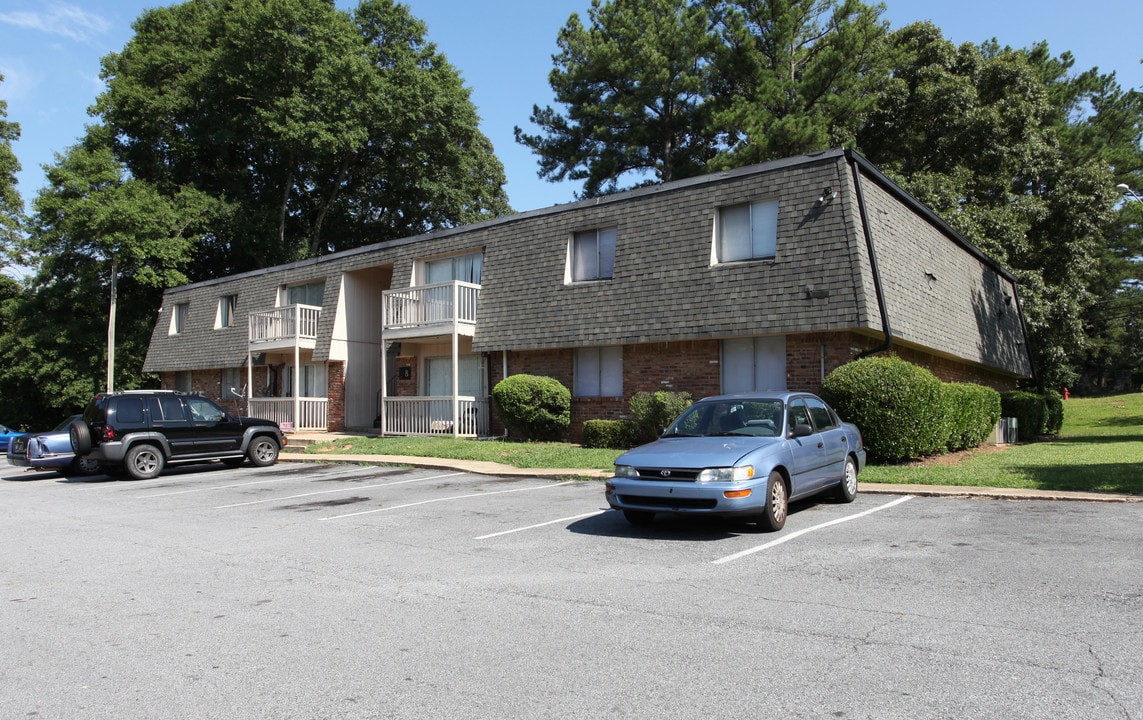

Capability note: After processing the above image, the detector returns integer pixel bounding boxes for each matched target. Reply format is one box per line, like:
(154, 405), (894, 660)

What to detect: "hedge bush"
(1041, 390), (1064, 436)
(1000, 390), (1048, 441)
(943, 382), (1001, 451)
(821, 356), (948, 463)
(491, 374), (571, 441)
(628, 391), (692, 444)
(582, 419), (638, 449)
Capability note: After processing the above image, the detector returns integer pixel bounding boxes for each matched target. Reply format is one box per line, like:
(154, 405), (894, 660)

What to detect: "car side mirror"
(790, 423), (813, 438)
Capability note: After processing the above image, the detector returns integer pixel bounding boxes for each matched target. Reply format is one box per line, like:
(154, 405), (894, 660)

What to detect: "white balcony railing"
(383, 281), (479, 332)
(382, 396), (490, 437)
(248, 397), (329, 432)
(249, 304), (321, 345)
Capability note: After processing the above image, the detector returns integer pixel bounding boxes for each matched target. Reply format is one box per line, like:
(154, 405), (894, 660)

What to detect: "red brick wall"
(326, 362), (345, 432)
(494, 333), (1020, 442)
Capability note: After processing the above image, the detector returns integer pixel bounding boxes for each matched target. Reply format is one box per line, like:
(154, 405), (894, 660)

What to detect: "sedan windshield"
(664, 399), (784, 438)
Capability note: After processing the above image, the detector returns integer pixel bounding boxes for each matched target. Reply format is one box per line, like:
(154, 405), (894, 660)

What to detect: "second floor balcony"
(383, 281), (480, 339)
(249, 304), (321, 350)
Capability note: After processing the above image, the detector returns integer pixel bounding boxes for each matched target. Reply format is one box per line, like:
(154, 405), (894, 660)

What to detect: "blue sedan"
(6, 416), (100, 476)
(605, 392), (866, 530)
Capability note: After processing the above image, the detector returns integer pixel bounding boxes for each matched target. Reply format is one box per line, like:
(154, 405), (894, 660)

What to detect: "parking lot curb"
(278, 451), (1139, 502)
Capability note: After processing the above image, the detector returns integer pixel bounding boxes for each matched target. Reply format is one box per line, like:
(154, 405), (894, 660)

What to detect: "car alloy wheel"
(760, 470), (787, 531)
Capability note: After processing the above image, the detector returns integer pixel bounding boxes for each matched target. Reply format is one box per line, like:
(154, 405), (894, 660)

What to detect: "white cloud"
(0, 2), (111, 43)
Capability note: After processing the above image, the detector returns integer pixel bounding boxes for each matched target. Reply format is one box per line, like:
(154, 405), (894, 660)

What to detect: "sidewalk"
(279, 434), (1140, 504)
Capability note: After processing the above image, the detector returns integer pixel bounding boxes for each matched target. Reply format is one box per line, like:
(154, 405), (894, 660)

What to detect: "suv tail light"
(101, 425), (117, 442)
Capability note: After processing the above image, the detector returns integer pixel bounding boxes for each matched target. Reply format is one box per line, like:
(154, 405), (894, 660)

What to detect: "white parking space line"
(474, 510), (606, 540)
(214, 472), (465, 509)
(321, 480), (574, 520)
(712, 495), (915, 565)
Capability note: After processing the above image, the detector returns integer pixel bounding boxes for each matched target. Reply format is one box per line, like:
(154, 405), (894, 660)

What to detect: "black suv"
(69, 390), (287, 480)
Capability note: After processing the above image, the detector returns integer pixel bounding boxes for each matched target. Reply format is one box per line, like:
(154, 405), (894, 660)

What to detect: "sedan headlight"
(614, 465), (638, 478)
(698, 466), (755, 483)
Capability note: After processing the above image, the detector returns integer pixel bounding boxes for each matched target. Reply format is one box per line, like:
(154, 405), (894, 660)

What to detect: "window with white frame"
(283, 280), (325, 307)
(216, 295), (237, 329)
(574, 347), (623, 397)
(423, 251), (483, 285)
(721, 336), (786, 393)
(284, 363), (327, 397)
(569, 228), (616, 282)
(169, 303), (189, 335)
(715, 199), (779, 263)
(424, 356), (484, 397)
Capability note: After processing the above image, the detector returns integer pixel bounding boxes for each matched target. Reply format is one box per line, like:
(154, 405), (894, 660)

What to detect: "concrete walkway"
(279, 433), (1140, 504)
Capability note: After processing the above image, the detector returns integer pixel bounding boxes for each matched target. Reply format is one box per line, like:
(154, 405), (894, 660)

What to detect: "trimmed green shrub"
(821, 355), (948, 463)
(1041, 390), (1064, 436)
(1001, 390), (1047, 441)
(996, 390), (1064, 440)
(628, 391), (692, 444)
(943, 382), (1001, 451)
(582, 419), (638, 449)
(491, 374), (571, 441)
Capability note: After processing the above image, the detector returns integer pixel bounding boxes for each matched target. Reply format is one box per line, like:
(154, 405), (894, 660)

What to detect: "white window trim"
(712, 199), (779, 265)
(417, 249), (484, 286)
(566, 228), (617, 283)
(168, 303), (189, 335)
(574, 347), (623, 398)
(215, 295), (237, 329)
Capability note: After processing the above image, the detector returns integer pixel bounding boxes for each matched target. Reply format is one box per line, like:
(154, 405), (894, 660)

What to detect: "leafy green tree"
(0, 138), (209, 426)
(856, 23), (1126, 390)
(515, 0), (720, 198)
(94, 0), (510, 277)
(0, 75), (22, 268)
(708, 0), (889, 167)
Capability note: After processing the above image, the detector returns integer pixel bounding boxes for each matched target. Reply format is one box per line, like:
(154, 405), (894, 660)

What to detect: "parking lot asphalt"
(4, 459), (1141, 720)
(277, 447), (1142, 504)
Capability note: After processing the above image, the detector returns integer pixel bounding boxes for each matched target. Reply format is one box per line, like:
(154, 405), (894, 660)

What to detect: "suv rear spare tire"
(69, 419), (92, 455)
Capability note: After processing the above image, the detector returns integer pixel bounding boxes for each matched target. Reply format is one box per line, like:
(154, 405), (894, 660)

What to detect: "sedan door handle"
(817, 442), (824, 449)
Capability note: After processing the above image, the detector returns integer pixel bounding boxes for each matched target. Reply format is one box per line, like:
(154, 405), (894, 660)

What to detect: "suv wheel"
(248, 437), (280, 467)
(124, 444), (165, 480)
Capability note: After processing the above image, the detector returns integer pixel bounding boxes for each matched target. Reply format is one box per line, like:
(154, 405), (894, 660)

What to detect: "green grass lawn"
(305, 393), (1143, 495)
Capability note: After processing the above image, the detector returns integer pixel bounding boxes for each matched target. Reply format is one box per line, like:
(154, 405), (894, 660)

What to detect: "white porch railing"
(249, 304), (321, 345)
(383, 281), (479, 331)
(382, 396), (490, 437)
(248, 397), (329, 432)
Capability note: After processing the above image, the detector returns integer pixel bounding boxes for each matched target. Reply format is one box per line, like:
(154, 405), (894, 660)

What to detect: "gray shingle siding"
(143, 148), (1032, 380)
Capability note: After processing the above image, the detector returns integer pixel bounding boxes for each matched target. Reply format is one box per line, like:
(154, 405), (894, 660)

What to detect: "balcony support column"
(451, 280), (460, 438)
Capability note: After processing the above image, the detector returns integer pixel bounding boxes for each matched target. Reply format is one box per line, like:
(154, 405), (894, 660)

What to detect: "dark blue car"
(6, 416), (99, 476)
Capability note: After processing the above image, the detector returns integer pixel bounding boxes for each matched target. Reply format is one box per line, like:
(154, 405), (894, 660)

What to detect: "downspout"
(849, 156), (893, 358)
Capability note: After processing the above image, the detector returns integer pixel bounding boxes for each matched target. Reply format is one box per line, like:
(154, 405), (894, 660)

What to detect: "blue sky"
(2, 0), (1141, 215)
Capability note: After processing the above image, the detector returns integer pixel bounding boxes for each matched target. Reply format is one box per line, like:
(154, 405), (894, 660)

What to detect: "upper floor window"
(216, 295), (237, 329)
(169, 302), (189, 335)
(569, 228), (616, 282)
(715, 199), (778, 263)
(284, 280), (325, 307)
(574, 347), (623, 397)
(423, 251), (483, 285)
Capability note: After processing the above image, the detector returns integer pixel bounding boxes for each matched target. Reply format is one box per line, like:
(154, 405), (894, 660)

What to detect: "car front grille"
(630, 467), (700, 481)
(617, 494), (717, 510)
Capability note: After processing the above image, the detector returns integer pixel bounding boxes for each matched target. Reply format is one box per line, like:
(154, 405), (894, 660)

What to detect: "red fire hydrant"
(1063, 388), (1070, 400)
